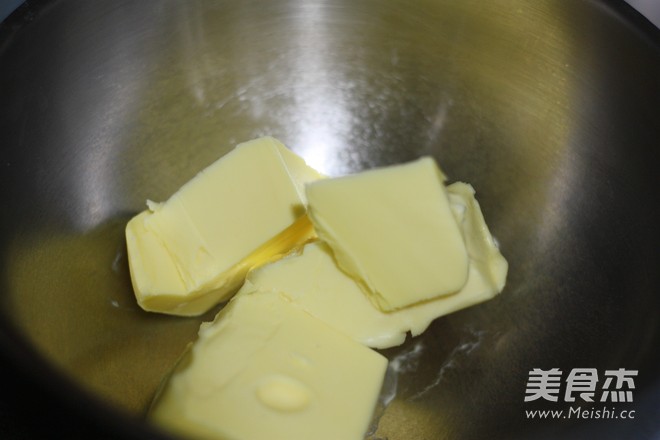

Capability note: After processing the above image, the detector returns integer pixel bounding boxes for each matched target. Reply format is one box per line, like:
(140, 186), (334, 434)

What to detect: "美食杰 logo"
(523, 368), (639, 420)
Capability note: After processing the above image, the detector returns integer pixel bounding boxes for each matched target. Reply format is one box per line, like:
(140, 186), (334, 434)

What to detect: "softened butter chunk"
(235, 182), (507, 349)
(149, 293), (388, 440)
(305, 157), (469, 311)
(125, 137), (322, 316)
(446, 182), (508, 292)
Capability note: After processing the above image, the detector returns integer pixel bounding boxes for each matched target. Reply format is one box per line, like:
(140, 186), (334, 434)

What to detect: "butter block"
(149, 293), (388, 440)
(305, 157), (469, 311)
(125, 137), (323, 316)
(236, 182), (506, 349)
(446, 182), (508, 293)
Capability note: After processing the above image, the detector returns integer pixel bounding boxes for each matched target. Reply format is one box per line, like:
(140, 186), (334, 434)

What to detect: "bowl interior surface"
(1, 0), (659, 439)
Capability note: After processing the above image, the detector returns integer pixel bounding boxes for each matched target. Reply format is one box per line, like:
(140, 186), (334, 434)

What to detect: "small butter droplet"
(290, 352), (312, 368)
(256, 375), (310, 412)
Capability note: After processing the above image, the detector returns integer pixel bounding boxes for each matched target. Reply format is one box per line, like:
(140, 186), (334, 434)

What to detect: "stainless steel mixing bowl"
(1, 0), (658, 438)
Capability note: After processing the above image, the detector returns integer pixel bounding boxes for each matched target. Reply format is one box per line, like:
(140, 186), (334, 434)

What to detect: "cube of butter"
(305, 157), (469, 311)
(125, 137), (323, 316)
(235, 181), (507, 349)
(149, 292), (388, 440)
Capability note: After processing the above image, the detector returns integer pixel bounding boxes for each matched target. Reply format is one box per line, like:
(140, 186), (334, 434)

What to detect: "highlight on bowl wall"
(628, 0), (660, 27)
(0, 0), (24, 22)
(0, 0), (658, 29)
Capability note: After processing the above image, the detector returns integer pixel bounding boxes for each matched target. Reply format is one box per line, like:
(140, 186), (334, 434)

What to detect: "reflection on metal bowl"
(0, 0), (658, 439)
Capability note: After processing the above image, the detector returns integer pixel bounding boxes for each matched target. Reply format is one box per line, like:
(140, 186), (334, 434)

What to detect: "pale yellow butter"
(305, 157), (469, 311)
(149, 292), (388, 440)
(125, 137), (323, 316)
(446, 182), (508, 293)
(236, 181), (507, 349)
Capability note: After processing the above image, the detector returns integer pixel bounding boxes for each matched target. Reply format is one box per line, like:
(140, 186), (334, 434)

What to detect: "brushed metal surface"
(0, 0), (658, 439)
